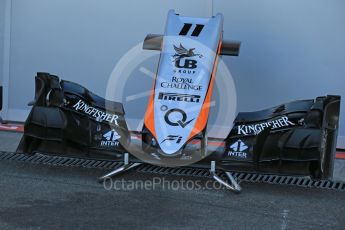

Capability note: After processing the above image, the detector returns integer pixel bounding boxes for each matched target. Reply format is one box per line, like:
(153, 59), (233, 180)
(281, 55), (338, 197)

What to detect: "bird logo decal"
(172, 43), (203, 62)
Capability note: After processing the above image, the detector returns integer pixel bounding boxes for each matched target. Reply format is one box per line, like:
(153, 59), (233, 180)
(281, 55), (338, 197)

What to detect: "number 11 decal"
(179, 23), (204, 37)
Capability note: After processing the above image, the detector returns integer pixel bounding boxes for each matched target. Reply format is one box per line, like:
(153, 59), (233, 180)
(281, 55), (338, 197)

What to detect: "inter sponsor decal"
(237, 116), (295, 135)
(101, 129), (120, 147)
(72, 99), (119, 126)
(228, 139), (248, 159)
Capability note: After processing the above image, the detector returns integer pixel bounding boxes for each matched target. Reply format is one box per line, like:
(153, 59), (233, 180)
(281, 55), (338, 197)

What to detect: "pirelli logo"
(158, 92), (201, 103)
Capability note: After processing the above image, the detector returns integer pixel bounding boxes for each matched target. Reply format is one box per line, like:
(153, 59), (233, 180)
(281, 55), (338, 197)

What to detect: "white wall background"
(1, 0), (344, 143)
(0, 0), (8, 102)
(1, 0), (212, 119)
(0, 1), (5, 84)
(213, 0), (345, 144)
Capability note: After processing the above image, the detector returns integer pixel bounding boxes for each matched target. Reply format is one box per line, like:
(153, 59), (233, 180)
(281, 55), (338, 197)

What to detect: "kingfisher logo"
(72, 99), (119, 126)
(228, 140), (248, 159)
(237, 116), (295, 135)
(101, 129), (121, 147)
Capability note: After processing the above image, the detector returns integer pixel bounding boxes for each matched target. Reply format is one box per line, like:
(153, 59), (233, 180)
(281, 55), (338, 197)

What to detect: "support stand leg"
(0, 116), (7, 124)
(210, 161), (241, 193)
(98, 153), (142, 182)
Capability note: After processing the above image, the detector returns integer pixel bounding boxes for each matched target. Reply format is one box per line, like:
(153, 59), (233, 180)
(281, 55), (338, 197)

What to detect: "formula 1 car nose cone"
(105, 10), (237, 166)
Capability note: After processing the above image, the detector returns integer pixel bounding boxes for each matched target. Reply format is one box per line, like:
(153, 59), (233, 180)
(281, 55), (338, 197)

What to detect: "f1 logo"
(161, 135), (182, 144)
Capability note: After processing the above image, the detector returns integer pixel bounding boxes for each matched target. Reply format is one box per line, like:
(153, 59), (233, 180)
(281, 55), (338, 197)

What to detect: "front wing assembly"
(17, 73), (341, 191)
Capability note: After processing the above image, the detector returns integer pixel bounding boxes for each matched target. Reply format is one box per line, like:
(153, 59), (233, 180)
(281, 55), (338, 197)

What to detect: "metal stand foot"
(210, 161), (241, 193)
(0, 116), (7, 124)
(98, 153), (142, 182)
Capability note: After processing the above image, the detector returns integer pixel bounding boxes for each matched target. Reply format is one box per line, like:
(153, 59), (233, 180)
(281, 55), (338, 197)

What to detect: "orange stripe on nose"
(144, 80), (157, 138)
(187, 39), (222, 141)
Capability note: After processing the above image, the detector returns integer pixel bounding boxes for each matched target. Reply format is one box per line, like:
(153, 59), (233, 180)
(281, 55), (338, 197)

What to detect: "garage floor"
(0, 130), (344, 230)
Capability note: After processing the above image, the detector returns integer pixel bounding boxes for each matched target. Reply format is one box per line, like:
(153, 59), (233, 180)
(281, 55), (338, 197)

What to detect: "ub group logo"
(173, 43), (202, 69)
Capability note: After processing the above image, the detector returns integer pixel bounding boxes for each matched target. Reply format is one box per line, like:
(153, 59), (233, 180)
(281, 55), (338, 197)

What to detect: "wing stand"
(98, 153), (142, 182)
(210, 161), (242, 193)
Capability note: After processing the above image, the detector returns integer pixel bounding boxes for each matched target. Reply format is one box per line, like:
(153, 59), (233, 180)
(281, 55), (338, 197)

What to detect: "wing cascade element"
(17, 72), (130, 160)
(202, 95), (341, 180)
